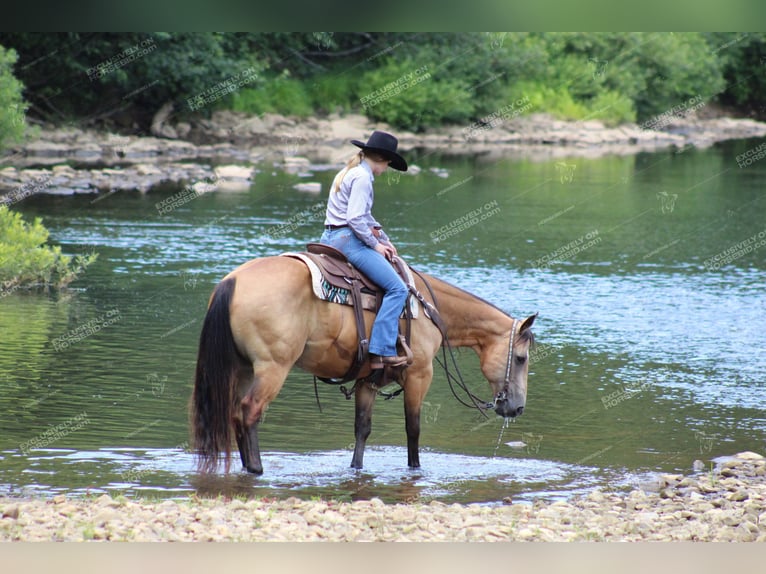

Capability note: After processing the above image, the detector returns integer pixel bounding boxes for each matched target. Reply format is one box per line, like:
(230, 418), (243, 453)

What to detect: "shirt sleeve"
(345, 172), (379, 248)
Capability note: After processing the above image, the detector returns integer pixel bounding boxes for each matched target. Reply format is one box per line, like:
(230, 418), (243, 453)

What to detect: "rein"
(410, 268), (497, 418)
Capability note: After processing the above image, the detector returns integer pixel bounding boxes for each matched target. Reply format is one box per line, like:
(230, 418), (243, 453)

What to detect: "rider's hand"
(374, 243), (396, 261)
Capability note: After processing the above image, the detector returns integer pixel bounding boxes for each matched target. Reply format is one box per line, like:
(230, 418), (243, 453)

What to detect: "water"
(1, 139), (765, 504)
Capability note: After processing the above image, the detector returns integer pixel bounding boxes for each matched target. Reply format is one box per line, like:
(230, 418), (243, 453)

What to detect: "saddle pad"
(281, 252), (419, 318)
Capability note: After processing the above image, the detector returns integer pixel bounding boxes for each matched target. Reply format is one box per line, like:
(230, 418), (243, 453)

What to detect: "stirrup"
(369, 354), (409, 369)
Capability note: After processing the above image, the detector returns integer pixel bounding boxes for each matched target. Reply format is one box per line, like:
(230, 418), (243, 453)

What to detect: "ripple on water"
(2, 446), (655, 505)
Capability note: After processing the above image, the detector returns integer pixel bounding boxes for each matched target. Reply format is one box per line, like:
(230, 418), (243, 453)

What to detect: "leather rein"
(410, 269), (518, 419)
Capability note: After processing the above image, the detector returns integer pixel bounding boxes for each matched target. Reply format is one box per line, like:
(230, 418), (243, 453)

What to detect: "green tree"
(705, 32), (766, 117)
(0, 44), (27, 150)
(0, 33), (265, 130)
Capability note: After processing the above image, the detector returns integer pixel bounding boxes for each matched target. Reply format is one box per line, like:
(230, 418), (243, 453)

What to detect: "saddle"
(281, 243), (416, 385)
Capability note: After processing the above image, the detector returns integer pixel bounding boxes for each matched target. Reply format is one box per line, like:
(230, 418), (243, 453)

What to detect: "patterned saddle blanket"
(281, 243), (418, 317)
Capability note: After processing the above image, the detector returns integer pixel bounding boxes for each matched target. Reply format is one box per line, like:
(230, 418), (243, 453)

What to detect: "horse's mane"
(420, 270), (535, 343)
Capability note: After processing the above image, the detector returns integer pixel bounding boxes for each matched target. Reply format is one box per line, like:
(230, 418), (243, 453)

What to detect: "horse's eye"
(515, 355), (527, 365)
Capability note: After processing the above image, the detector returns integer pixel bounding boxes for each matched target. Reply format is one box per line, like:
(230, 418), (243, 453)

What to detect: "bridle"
(493, 318), (518, 409)
(408, 268), (524, 418)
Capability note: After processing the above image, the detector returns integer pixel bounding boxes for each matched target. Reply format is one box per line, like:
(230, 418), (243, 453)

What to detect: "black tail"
(190, 277), (241, 473)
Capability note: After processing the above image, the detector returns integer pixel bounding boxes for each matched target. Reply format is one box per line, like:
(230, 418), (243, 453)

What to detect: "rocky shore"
(2, 109), (766, 201)
(1, 451), (764, 542)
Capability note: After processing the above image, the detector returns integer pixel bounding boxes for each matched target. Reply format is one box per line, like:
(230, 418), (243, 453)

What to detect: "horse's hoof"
(245, 465), (264, 475)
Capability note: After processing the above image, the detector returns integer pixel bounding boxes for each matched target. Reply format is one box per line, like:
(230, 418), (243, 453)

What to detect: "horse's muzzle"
(494, 400), (524, 418)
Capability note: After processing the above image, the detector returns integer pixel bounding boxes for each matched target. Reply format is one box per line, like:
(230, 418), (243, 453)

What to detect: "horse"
(190, 254), (537, 474)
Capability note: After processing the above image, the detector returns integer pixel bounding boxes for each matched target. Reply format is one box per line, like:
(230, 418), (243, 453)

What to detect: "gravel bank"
(1, 451), (765, 542)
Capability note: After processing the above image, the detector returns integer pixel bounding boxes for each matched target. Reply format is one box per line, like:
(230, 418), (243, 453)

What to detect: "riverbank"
(2, 110), (766, 201)
(1, 451), (764, 542)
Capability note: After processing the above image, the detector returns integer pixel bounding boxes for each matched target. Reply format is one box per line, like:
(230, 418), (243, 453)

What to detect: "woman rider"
(320, 130), (409, 370)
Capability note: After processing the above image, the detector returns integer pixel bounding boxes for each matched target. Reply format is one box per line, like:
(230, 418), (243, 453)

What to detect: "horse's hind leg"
(236, 361), (290, 475)
(235, 419), (262, 474)
(350, 381), (377, 469)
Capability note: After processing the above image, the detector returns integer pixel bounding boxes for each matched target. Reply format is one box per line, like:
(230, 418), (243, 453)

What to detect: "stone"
(727, 490), (749, 502)
(293, 182), (321, 193)
(1, 505), (20, 519)
(735, 451), (764, 460)
(95, 494), (121, 508)
(214, 165), (253, 180)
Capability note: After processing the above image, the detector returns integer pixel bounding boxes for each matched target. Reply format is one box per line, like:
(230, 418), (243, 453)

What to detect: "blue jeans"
(320, 228), (408, 356)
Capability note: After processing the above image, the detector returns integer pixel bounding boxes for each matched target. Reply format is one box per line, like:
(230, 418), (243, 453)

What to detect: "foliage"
(1, 33), (765, 132)
(0, 206), (97, 291)
(526, 32), (726, 122)
(356, 58), (475, 131)
(231, 72), (314, 117)
(0, 33), (266, 128)
(0, 44), (27, 150)
(704, 32), (766, 114)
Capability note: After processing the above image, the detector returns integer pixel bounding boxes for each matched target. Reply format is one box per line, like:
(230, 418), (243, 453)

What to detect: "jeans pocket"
(324, 229), (351, 252)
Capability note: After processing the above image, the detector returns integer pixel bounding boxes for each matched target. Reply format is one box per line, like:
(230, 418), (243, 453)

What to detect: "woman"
(320, 130), (409, 369)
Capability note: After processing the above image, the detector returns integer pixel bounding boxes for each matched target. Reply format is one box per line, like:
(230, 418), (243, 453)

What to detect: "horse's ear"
(520, 312), (538, 333)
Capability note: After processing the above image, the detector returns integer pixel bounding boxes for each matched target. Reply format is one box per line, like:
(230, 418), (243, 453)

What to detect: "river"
(1, 139), (765, 504)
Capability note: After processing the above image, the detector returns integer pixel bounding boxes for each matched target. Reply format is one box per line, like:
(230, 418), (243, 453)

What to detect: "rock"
(192, 181), (217, 194)
(293, 182), (321, 193)
(176, 123), (192, 139)
(1, 505), (20, 519)
(135, 164), (163, 176)
(214, 165), (254, 180)
(96, 494), (121, 508)
(283, 156), (311, 167)
(727, 490), (749, 502)
(735, 451), (764, 461)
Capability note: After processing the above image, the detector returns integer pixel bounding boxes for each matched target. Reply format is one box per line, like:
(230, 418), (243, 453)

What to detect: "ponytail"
(331, 150), (387, 192)
(332, 151), (364, 193)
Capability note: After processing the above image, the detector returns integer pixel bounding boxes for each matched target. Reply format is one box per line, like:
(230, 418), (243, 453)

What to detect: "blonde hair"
(332, 150), (388, 192)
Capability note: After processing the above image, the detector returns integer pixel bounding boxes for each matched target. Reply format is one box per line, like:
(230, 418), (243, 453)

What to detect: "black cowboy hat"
(351, 130), (408, 172)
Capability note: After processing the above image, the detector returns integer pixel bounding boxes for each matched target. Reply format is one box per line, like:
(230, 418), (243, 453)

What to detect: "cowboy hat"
(351, 130), (408, 172)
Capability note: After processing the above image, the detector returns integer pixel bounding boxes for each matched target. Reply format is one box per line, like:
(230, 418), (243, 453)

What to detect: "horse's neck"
(424, 274), (512, 348)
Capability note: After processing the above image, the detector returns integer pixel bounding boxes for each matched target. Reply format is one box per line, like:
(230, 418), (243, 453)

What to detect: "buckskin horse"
(190, 254), (537, 474)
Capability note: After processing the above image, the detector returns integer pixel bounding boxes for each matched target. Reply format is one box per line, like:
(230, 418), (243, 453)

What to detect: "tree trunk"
(150, 101), (177, 139)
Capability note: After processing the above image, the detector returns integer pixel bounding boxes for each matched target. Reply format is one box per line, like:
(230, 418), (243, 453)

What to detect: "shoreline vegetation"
(1, 451), (764, 542)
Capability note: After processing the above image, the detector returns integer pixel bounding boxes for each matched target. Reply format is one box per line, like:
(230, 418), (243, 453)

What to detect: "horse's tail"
(190, 276), (240, 473)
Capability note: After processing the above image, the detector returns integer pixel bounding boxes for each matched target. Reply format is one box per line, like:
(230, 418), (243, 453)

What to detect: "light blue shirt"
(324, 160), (390, 248)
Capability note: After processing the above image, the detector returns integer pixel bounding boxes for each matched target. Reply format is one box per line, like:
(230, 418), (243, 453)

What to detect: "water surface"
(1, 139), (765, 503)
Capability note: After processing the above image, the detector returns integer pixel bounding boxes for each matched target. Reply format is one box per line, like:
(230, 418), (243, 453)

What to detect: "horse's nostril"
(516, 406), (524, 416)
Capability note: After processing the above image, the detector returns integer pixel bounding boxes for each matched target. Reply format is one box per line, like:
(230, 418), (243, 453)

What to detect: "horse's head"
(480, 313), (537, 419)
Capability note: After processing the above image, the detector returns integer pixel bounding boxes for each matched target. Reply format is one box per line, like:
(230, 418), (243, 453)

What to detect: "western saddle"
(282, 243), (416, 386)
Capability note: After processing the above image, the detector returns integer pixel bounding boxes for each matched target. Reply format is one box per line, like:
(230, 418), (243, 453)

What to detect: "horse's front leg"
(350, 381), (377, 469)
(403, 370), (433, 468)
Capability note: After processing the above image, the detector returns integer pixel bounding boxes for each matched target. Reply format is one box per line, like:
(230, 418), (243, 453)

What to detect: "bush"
(0, 44), (27, 151)
(356, 58), (475, 131)
(706, 32), (766, 114)
(545, 32), (725, 122)
(231, 72), (314, 117)
(306, 73), (360, 115)
(0, 206), (97, 292)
